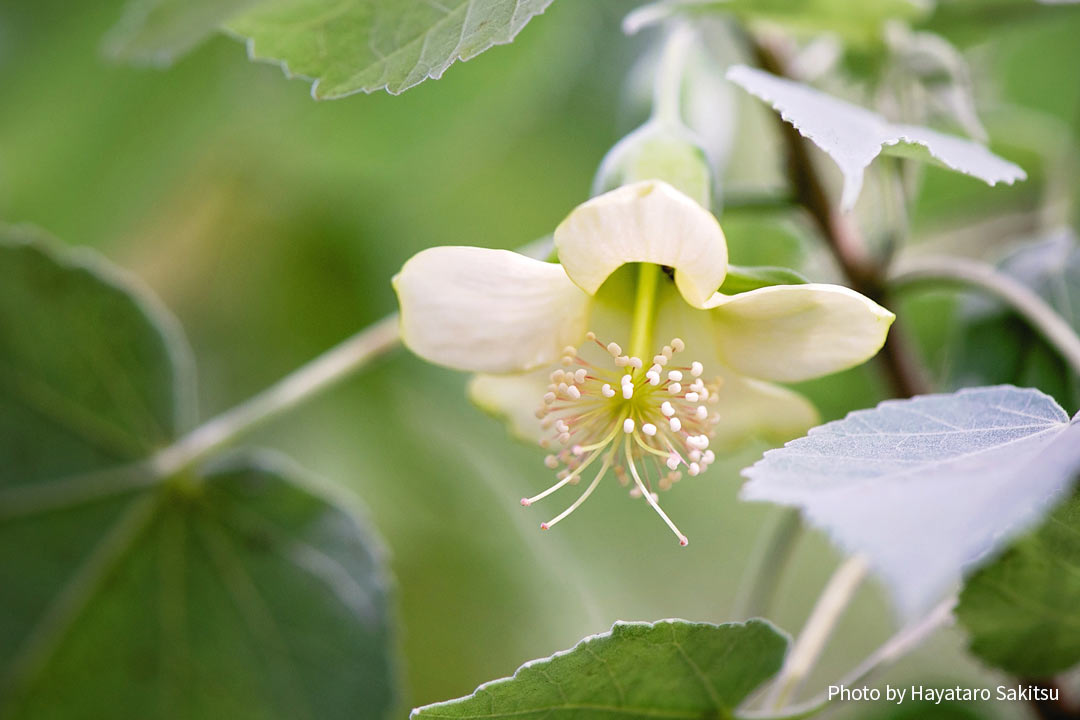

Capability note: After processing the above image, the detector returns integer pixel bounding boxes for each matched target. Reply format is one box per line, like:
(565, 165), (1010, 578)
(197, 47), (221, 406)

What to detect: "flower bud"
(591, 120), (713, 209)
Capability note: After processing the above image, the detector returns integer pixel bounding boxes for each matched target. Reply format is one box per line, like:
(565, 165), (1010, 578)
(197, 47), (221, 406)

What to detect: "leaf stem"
(652, 23), (696, 127)
(733, 508), (803, 619)
(890, 256), (1080, 378)
(738, 596), (956, 719)
(153, 314), (400, 476)
(764, 554), (870, 710)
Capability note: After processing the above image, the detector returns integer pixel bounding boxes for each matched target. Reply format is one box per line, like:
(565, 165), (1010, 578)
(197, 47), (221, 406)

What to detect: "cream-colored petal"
(712, 371), (820, 450)
(467, 370), (549, 442)
(393, 246), (590, 373)
(704, 284), (895, 382)
(553, 180), (728, 308)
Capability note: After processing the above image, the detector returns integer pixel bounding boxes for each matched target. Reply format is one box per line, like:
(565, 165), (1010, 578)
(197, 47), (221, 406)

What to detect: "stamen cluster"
(525, 332), (720, 545)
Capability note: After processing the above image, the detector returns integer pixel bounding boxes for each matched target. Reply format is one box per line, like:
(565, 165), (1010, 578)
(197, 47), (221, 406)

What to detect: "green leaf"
(719, 265), (809, 294)
(0, 229), (396, 719)
(956, 489), (1080, 677)
(228, 0), (555, 99)
(105, 0), (264, 65)
(411, 619), (787, 720)
(0, 226), (194, 482)
(946, 229), (1080, 413)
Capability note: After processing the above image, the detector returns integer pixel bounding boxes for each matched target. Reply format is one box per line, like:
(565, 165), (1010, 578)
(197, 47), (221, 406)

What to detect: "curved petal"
(467, 370), (549, 442)
(713, 371), (820, 450)
(704, 284), (894, 382)
(393, 246), (590, 373)
(553, 180), (728, 308)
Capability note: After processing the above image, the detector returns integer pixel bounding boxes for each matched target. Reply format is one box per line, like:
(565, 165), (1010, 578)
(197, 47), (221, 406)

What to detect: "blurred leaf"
(410, 619), (787, 720)
(719, 264), (809, 294)
(947, 229), (1080, 413)
(0, 229), (396, 719)
(227, 0), (555, 99)
(105, 0), (264, 65)
(0, 226), (194, 481)
(726, 65), (1026, 211)
(625, 0), (928, 45)
(956, 489), (1080, 677)
(741, 386), (1080, 618)
(880, 26), (987, 141)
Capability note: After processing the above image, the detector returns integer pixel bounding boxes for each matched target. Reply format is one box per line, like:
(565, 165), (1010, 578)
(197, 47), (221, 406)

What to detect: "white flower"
(393, 181), (894, 544)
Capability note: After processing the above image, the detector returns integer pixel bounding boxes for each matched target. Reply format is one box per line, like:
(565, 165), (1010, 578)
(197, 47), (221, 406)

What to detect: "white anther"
(667, 370), (683, 382)
(662, 346), (673, 358)
(689, 449), (702, 462)
(691, 361), (703, 377)
(699, 387), (709, 401)
(543, 392), (556, 404)
(623, 418), (636, 433)
(688, 463), (700, 476)
(621, 374), (633, 386)
(563, 346), (577, 356)
(642, 423), (657, 437)
(703, 450), (715, 464)
(666, 455), (680, 470)
(615, 355), (629, 367)
(557, 382), (569, 394)
(629, 356), (643, 369)
(602, 384), (615, 398)
(574, 368), (587, 384)
(566, 385), (581, 400)
(685, 392), (699, 403)
(646, 370), (660, 386)
(696, 405), (708, 420)
(557, 432), (571, 444)
(607, 342), (621, 356)
(671, 338), (685, 352)
(586, 331), (597, 341)
(661, 401), (675, 417)
(544, 455), (559, 469)
(622, 384), (634, 399)
(669, 417), (682, 433)
(668, 383), (682, 394)
(555, 419), (569, 433)
(572, 445), (585, 456)
(550, 370), (564, 382)
(653, 354), (668, 366)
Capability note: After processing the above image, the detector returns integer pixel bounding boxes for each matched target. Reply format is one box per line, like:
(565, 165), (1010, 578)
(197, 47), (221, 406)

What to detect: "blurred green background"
(3, 0), (1080, 716)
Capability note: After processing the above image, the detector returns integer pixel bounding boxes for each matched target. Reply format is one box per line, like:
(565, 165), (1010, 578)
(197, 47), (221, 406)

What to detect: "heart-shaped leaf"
(0, 228), (396, 719)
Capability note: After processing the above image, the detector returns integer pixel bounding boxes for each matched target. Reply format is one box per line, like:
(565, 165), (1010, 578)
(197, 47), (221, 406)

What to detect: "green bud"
(591, 120), (713, 209)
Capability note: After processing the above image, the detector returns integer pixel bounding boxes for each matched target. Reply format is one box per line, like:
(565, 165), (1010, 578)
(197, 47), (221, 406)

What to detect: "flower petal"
(393, 246), (590, 373)
(704, 284), (894, 382)
(467, 370), (549, 442)
(712, 372), (820, 450)
(553, 180), (728, 308)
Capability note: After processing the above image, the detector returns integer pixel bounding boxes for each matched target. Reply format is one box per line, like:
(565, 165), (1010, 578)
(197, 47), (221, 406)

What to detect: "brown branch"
(749, 36), (930, 399)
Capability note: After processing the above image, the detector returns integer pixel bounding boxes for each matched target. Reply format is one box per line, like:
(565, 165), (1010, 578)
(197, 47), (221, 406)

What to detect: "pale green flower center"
(525, 331), (719, 546)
